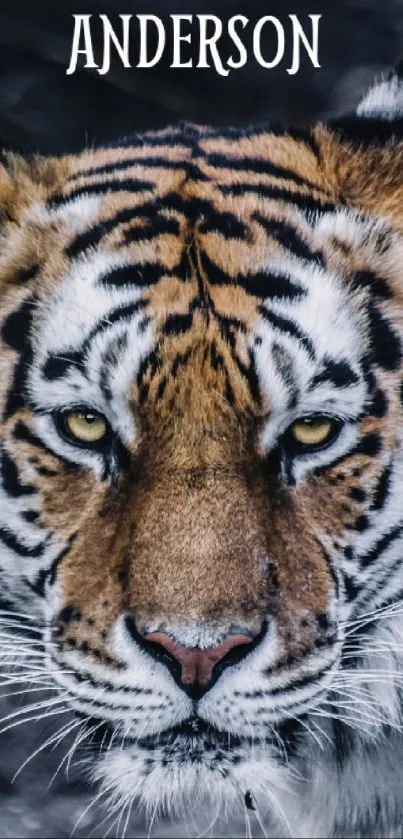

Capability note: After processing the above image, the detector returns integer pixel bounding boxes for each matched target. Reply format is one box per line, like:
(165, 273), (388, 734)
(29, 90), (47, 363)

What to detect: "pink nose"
(145, 632), (253, 688)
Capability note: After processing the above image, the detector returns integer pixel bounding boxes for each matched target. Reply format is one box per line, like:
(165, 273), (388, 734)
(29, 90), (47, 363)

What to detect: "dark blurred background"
(1, 0), (403, 155)
(1, 1), (403, 836)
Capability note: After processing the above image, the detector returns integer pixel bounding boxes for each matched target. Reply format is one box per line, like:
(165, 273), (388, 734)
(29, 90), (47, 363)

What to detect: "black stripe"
(171, 349), (192, 377)
(309, 358), (359, 390)
(42, 300), (147, 382)
(31, 534), (77, 597)
(13, 265), (40, 285)
(343, 572), (360, 602)
(352, 555), (403, 618)
(368, 303), (401, 371)
(258, 306), (316, 359)
(163, 313), (193, 337)
(85, 300), (147, 344)
(1, 297), (33, 353)
(124, 216), (180, 244)
(198, 210), (248, 240)
(233, 348), (262, 407)
(48, 534), (77, 587)
(97, 263), (166, 289)
(268, 658), (336, 696)
(215, 313), (247, 355)
(219, 183), (336, 214)
(136, 350), (161, 401)
(3, 351), (32, 420)
(350, 270), (392, 301)
(70, 668), (152, 695)
(317, 542), (340, 595)
(47, 179), (154, 208)
(369, 388), (388, 418)
(371, 462), (392, 512)
(201, 251), (306, 301)
(69, 157), (205, 181)
(66, 192), (190, 258)
(351, 432), (382, 458)
(312, 432), (382, 477)
(98, 332), (128, 403)
(66, 207), (140, 258)
(204, 152), (328, 193)
(201, 125), (322, 160)
(1, 448), (35, 498)
(253, 213), (324, 265)
(13, 421), (48, 450)
(242, 272), (306, 301)
(360, 522), (403, 569)
(21, 511), (39, 524)
(42, 351), (84, 382)
(2, 297), (34, 420)
(0, 527), (50, 558)
(13, 421), (79, 472)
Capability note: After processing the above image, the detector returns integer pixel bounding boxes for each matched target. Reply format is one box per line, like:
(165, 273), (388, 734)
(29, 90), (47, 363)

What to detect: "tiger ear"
(0, 150), (69, 225)
(320, 63), (403, 230)
(0, 152), (20, 221)
(0, 151), (71, 299)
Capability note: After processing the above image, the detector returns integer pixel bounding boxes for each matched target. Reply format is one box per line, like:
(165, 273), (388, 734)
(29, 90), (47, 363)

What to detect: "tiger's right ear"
(0, 152), (20, 222)
(0, 150), (37, 215)
(0, 151), (72, 300)
(318, 63), (403, 231)
(0, 150), (70, 225)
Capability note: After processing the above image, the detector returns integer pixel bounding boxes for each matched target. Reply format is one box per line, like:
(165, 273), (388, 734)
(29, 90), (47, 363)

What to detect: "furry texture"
(2, 68), (403, 837)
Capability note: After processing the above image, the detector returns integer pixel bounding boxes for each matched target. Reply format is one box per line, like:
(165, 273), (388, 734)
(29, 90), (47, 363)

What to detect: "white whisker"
(12, 716), (81, 782)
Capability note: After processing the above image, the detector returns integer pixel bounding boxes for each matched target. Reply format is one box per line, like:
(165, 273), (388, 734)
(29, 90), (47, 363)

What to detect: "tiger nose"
(144, 631), (254, 690)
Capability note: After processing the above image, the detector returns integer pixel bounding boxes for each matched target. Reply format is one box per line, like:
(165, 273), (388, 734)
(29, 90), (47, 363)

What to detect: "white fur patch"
(357, 72), (403, 120)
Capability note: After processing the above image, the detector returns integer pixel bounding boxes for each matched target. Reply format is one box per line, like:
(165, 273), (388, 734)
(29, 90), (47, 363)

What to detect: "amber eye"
(59, 410), (108, 446)
(289, 416), (340, 450)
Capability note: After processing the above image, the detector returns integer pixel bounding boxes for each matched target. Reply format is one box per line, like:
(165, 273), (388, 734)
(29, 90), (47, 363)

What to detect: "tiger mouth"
(136, 718), (244, 751)
(80, 714), (302, 756)
(80, 715), (245, 751)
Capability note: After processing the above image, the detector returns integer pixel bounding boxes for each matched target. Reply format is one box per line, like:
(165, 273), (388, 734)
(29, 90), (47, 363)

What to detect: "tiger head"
(1, 70), (403, 834)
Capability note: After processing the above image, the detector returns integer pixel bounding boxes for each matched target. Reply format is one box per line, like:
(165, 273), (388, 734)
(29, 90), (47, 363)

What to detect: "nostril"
(145, 631), (254, 689)
(145, 632), (204, 685)
(124, 613), (266, 697)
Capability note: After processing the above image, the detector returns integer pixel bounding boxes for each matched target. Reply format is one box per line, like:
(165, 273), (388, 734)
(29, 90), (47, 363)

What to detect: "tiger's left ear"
(319, 63), (403, 230)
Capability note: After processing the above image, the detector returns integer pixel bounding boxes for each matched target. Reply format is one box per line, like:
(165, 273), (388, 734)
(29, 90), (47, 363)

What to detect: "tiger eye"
(290, 417), (334, 447)
(64, 411), (107, 444)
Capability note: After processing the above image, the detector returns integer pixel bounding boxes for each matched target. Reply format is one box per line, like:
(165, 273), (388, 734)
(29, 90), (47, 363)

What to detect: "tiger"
(2, 62), (403, 838)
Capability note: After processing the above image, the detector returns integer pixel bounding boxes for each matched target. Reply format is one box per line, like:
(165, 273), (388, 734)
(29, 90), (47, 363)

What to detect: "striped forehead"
(26, 179), (368, 445)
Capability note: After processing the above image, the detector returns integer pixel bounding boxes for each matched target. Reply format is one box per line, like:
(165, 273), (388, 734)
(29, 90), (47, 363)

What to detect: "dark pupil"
(81, 413), (97, 424)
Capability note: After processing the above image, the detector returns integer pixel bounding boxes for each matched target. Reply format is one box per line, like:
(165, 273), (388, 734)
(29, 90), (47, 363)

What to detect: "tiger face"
(2, 71), (403, 836)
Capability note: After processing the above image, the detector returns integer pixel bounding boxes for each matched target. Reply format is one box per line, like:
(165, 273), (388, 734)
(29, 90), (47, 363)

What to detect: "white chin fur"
(90, 742), (291, 832)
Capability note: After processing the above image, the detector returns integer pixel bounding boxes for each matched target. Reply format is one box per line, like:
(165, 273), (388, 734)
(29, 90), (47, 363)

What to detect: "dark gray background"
(1, 0), (403, 154)
(1, 1), (403, 836)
